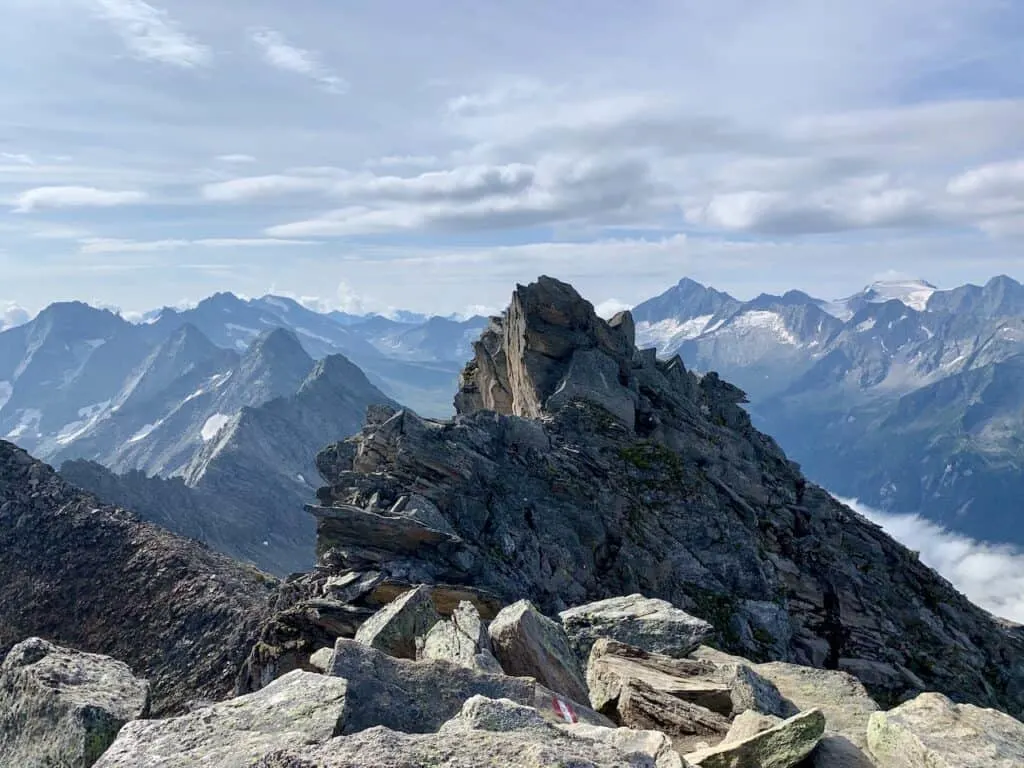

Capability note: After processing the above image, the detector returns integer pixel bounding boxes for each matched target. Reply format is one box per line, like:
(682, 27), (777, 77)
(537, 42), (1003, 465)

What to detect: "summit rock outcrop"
(304, 276), (1024, 718)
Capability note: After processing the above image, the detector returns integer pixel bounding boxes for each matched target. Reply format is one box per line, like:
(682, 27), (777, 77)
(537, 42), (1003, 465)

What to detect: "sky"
(2, 0), (1024, 317)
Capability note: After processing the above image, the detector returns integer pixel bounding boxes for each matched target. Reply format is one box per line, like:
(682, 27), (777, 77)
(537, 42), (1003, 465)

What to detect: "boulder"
(721, 710), (782, 744)
(94, 670), (347, 768)
(685, 708), (826, 768)
(867, 692), (1024, 767)
(354, 584), (442, 660)
(421, 600), (503, 673)
(589, 639), (788, 719)
(562, 722), (685, 768)
(561, 595), (714, 661)
(252, 695), (662, 767)
(327, 638), (609, 733)
(308, 648), (333, 673)
(489, 599), (590, 704)
(615, 677), (732, 753)
(0, 638), (149, 768)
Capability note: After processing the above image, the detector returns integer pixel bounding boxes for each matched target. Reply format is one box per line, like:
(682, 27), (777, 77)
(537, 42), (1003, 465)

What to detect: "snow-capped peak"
(821, 279), (937, 320)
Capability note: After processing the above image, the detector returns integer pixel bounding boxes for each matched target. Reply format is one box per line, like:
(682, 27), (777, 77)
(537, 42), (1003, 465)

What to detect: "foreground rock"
(310, 277), (1024, 717)
(867, 692), (1024, 767)
(561, 595), (713, 661)
(421, 600), (503, 673)
(94, 670), (348, 768)
(685, 708), (825, 768)
(254, 696), (665, 768)
(489, 599), (590, 704)
(353, 584), (441, 659)
(0, 441), (276, 715)
(590, 640), (788, 720)
(0, 638), (149, 768)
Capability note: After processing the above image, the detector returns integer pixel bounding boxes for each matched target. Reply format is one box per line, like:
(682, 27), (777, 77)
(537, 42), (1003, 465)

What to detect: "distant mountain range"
(0, 294), (482, 573)
(633, 274), (1024, 546)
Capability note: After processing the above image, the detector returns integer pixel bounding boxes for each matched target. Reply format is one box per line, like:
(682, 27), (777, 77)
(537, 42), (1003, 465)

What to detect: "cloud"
(87, 0), (210, 68)
(594, 299), (631, 319)
(842, 498), (1024, 624)
(948, 159), (1024, 198)
(216, 154), (257, 164)
(0, 152), (34, 165)
(249, 28), (348, 94)
(201, 174), (335, 202)
(79, 237), (318, 254)
(12, 186), (147, 213)
(0, 302), (30, 331)
(266, 156), (667, 237)
(366, 155), (441, 169)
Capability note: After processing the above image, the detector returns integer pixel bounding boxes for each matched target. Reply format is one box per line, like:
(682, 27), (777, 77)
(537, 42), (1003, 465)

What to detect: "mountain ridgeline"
(633, 274), (1024, 546)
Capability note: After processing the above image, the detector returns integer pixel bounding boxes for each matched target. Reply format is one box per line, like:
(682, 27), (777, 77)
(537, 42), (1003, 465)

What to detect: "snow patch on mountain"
(726, 311), (798, 345)
(55, 400), (113, 446)
(129, 421), (164, 444)
(201, 413), (231, 442)
(824, 279), (937, 319)
(6, 409), (41, 439)
(0, 382), (11, 412)
(636, 315), (713, 353)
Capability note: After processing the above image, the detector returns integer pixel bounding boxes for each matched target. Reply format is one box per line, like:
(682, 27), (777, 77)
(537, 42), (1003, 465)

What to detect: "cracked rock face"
(302, 276), (1024, 719)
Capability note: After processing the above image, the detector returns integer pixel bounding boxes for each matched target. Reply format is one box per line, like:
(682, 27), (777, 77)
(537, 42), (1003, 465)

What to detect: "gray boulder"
(353, 584), (442, 660)
(421, 600), (503, 673)
(721, 710), (782, 744)
(685, 708), (825, 768)
(561, 595), (713, 661)
(94, 670), (347, 768)
(0, 637), (149, 768)
(252, 695), (661, 767)
(327, 637), (609, 733)
(489, 599), (590, 704)
(867, 692), (1024, 767)
(560, 722), (685, 768)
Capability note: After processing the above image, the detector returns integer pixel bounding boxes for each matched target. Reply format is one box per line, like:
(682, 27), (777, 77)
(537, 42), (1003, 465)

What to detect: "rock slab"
(686, 708), (826, 768)
(421, 599), (503, 673)
(0, 637), (149, 768)
(561, 595), (714, 661)
(867, 691), (1024, 767)
(489, 599), (590, 704)
(94, 670), (347, 768)
(353, 584), (442, 660)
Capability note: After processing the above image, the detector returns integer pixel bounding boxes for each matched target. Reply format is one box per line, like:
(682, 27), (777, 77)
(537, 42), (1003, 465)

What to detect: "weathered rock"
(489, 599), (590, 704)
(308, 648), (333, 672)
(0, 638), (149, 768)
(867, 692), (1024, 767)
(327, 637), (609, 733)
(561, 722), (685, 768)
(615, 678), (732, 753)
(252, 695), (660, 768)
(561, 594), (714, 661)
(421, 600), (503, 673)
(0, 441), (276, 716)
(589, 639), (788, 719)
(311, 277), (1024, 719)
(685, 708), (825, 768)
(721, 710), (782, 744)
(354, 584), (442, 660)
(94, 670), (347, 768)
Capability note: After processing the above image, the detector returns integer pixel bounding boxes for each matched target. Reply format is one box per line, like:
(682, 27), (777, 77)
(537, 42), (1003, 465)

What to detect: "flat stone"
(686, 708), (826, 768)
(354, 585), (442, 660)
(560, 594), (713, 662)
(0, 637), (150, 768)
(94, 670), (347, 768)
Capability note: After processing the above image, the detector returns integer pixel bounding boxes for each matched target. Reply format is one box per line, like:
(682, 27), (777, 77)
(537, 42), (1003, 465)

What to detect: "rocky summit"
(3, 275), (1024, 767)
(304, 276), (1024, 717)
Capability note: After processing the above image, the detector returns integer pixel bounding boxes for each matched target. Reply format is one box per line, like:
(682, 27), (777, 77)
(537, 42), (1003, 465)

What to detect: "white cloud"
(201, 174), (335, 202)
(366, 155), (441, 169)
(249, 28), (348, 94)
(0, 152), (34, 165)
(594, 299), (631, 319)
(87, 0), (210, 68)
(12, 186), (147, 213)
(843, 498), (1024, 624)
(0, 302), (31, 331)
(79, 237), (318, 254)
(948, 159), (1024, 197)
(216, 154), (257, 164)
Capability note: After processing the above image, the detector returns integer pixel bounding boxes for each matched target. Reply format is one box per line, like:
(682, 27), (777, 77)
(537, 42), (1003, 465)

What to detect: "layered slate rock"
(488, 599), (590, 704)
(354, 585), (441, 660)
(0, 638), (149, 768)
(685, 708), (825, 767)
(421, 600), (503, 673)
(560, 594), (713, 661)
(866, 692), (1024, 767)
(0, 441), (276, 715)
(94, 671), (348, 768)
(326, 638), (609, 734)
(310, 276), (1024, 718)
(253, 696), (663, 768)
